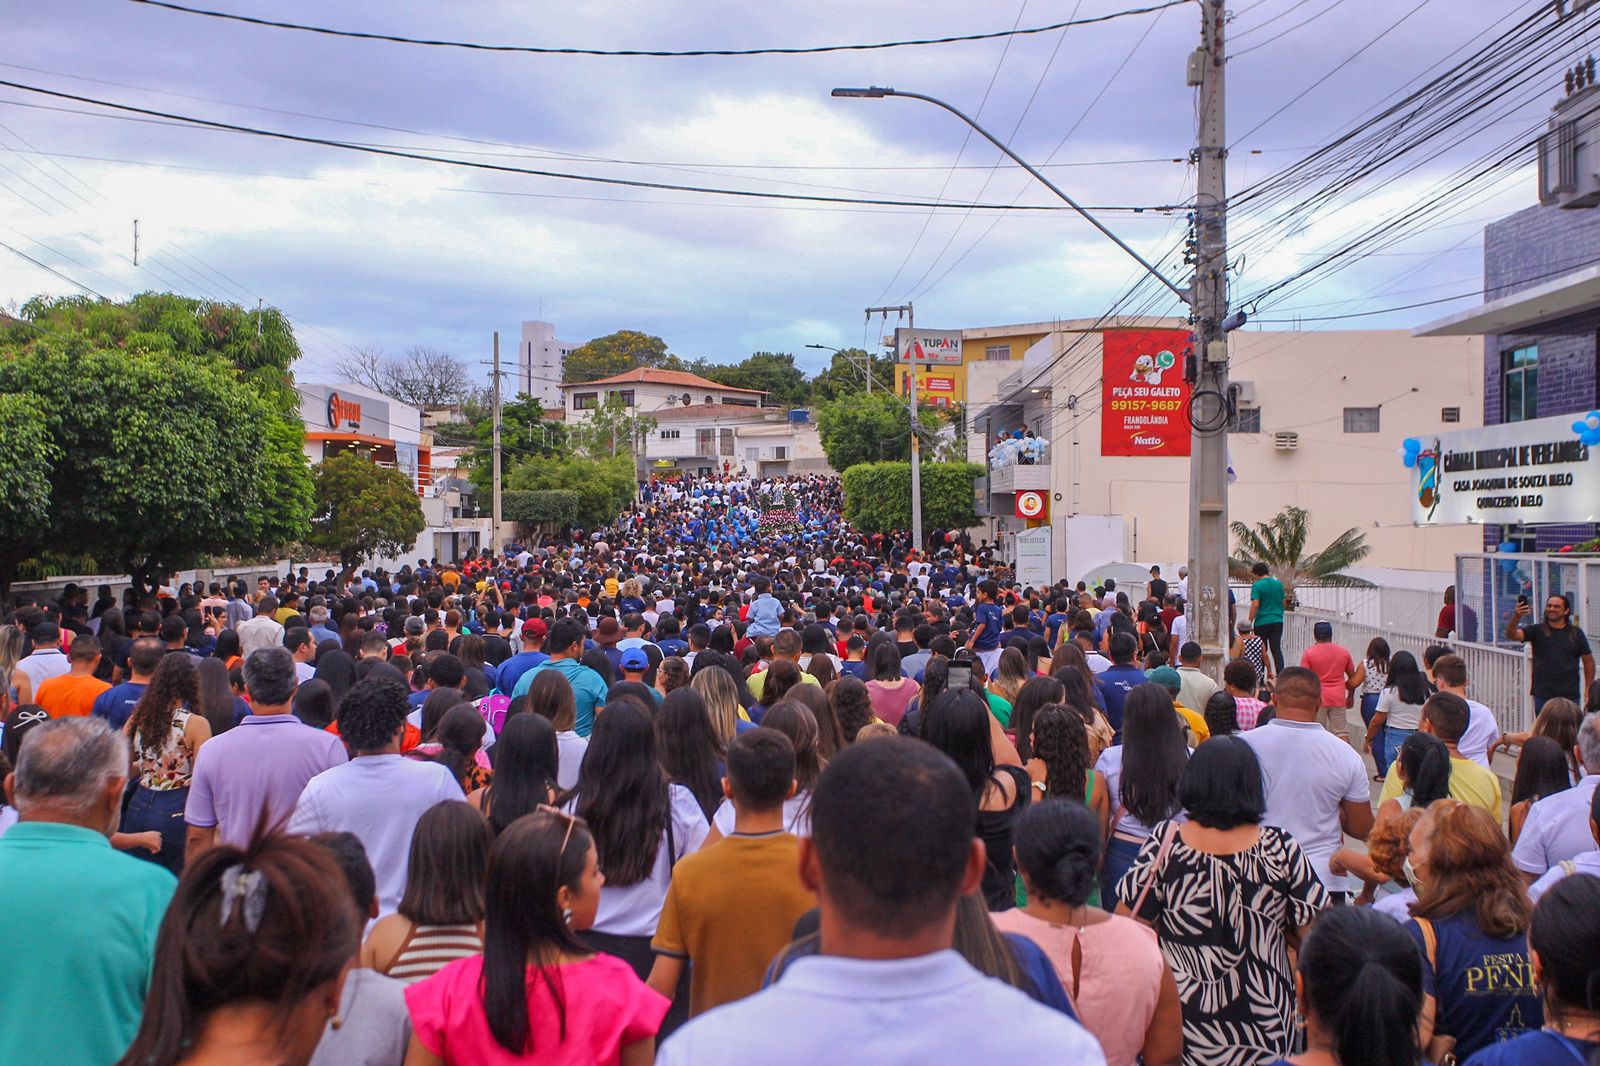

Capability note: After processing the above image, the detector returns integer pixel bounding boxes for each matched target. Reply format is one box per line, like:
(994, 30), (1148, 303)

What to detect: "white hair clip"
(219, 864), (268, 933)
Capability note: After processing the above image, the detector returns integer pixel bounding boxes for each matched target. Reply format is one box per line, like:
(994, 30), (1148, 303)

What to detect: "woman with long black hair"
(567, 701), (706, 1035)
(122, 653), (212, 874)
(921, 688), (1027, 910)
(403, 810), (667, 1065)
(655, 687), (724, 822)
(1368, 649), (1430, 771)
(469, 713), (560, 834)
(1094, 682), (1188, 909)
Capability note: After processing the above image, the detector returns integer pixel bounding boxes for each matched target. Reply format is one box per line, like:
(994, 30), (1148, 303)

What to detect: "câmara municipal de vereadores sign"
(1407, 413), (1599, 525)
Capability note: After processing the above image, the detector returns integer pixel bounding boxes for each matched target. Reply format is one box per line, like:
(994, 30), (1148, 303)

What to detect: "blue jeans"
(121, 785), (188, 875)
(1360, 693), (1388, 778)
(1101, 834), (1145, 913)
(1383, 728), (1415, 771)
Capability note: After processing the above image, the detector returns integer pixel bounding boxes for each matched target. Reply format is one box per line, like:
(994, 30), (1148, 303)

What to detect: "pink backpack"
(477, 694), (512, 735)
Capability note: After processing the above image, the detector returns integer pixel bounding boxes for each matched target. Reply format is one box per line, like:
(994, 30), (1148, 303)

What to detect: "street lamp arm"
(833, 86), (1190, 304)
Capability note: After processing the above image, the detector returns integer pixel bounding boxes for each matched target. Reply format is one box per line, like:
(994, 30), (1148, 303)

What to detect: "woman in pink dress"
(404, 809), (668, 1065)
(992, 800), (1183, 1066)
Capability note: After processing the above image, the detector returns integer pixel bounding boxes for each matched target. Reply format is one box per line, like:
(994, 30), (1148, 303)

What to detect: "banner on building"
(895, 328), (964, 365)
(1404, 413), (1600, 525)
(1100, 329), (1193, 457)
(1015, 490), (1048, 522)
(925, 376), (955, 392)
(1014, 526), (1052, 591)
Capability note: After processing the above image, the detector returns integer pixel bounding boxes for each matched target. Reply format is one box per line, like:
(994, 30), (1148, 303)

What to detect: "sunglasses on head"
(536, 804), (584, 857)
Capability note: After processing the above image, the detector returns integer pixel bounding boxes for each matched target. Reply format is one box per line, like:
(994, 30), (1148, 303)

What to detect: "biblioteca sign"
(1404, 413), (1600, 525)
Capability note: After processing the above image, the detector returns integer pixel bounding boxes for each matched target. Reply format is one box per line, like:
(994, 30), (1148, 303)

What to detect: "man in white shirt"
(656, 738), (1104, 1066)
(11, 621), (70, 705)
(1431, 654), (1502, 768)
(285, 626), (318, 684)
(236, 597), (286, 660)
(288, 675), (464, 918)
(1240, 666), (1374, 894)
(1514, 713), (1600, 882)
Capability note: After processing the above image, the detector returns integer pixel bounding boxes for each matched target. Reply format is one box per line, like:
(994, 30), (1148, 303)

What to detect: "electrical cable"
(125, 0), (1194, 57)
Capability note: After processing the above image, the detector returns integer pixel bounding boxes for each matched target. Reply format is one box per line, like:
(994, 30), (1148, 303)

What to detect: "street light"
(805, 342), (877, 393)
(830, 87), (1188, 302)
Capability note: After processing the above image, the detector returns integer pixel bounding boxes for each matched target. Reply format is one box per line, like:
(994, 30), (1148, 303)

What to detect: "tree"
(506, 454), (636, 529)
(573, 393), (657, 459)
(502, 489), (580, 529)
(563, 330), (673, 383)
(816, 393), (912, 470)
(307, 452), (427, 579)
(841, 462), (982, 535)
(0, 394), (58, 571)
(333, 344), (477, 409)
(1229, 505), (1374, 605)
(808, 347), (897, 403)
(687, 351), (809, 407)
(433, 393), (567, 497)
(0, 295), (314, 596)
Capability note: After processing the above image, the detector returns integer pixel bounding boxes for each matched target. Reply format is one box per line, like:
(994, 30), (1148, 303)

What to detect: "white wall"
(519, 321), (571, 409)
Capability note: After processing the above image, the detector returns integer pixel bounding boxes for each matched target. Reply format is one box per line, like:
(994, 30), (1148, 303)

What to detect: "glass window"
(615, 389), (635, 407)
(1343, 407), (1381, 433)
(1502, 345), (1538, 422)
(573, 392), (597, 410)
(985, 344), (1011, 361)
(1230, 407), (1261, 433)
(659, 429), (680, 440)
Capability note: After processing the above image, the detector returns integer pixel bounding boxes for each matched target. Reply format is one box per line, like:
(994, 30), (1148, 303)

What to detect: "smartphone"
(1517, 594), (1529, 607)
(948, 663), (973, 690)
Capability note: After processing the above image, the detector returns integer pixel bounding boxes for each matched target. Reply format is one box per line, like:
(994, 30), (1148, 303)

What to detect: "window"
(659, 429), (681, 440)
(1343, 407), (1381, 433)
(696, 429), (715, 453)
(745, 447), (759, 460)
(985, 344), (1011, 361)
(1441, 406), (1461, 423)
(719, 428), (735, 456)
(1230, 407), (1262, 433)
(774, 445), (788, 460)
(573, 392), (597, 410)
(1502, 345), (1538, 422)
(705, 394), (715, 405)
(613, 389), (635, 407)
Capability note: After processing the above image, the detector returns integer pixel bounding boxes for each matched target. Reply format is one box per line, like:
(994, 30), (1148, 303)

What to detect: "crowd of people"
(1, 470), (1598, 1066)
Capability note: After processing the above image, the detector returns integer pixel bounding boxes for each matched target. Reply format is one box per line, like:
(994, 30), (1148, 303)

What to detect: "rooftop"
(560, 367), (766, 394)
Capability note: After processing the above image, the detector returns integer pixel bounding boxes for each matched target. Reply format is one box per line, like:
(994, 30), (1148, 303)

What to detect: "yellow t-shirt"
(1174, 700), (1212, 743)
(1379, 754), (1501, 817)
(273, 607), (299, 625)
(746, 668), (822, 703)
(652, 832), (816, 1016)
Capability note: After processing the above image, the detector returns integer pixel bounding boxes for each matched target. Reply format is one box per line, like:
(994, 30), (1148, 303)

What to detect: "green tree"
(841, 462), (982, 536)
(1229, 505), (1374, 605)
(0, 338), (311, 596)
(434, 393), (567, 496)
(573, 393), (658, 459)
(0, 394), (58, 573)
(808, 347), (897, 403)
(563, 330), (673, 383)
(687, 351), (809, 407)
(502, 489), (580, 529)
(307, 452), (427, 580)
(816, 393), (912, 470)
(506, 454), (636, 529)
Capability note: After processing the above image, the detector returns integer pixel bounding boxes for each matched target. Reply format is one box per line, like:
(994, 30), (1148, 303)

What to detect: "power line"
(126, 0), (1194, 57)
(0, 79), (1174, 214)
(0, 236), (106, 297)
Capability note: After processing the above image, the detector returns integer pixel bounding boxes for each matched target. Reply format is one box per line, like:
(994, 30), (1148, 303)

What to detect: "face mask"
(1403, 856), (1424, 890)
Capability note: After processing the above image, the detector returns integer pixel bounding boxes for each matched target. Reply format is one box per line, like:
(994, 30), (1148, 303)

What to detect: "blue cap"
(620, 648), (650, 670)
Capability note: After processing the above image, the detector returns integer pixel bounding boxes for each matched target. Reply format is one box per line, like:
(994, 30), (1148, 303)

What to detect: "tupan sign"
(894, 328), (964, 365)
(1407, 413), (1600, 525)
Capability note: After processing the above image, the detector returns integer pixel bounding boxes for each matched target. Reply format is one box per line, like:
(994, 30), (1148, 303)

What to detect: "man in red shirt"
(1299, 620), (1358, 750)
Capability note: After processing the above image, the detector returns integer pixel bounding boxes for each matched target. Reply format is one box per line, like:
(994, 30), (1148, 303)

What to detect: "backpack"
(476, 694), (512, 736)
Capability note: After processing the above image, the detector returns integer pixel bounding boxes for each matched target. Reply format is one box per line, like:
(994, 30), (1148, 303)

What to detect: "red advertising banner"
(1101, 329), (1193, 457)
(925, 376), (955, 393)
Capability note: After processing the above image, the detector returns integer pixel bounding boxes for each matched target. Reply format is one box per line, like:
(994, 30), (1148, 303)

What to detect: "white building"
(519, 320), (575, 408)
(559, 368), (766, 419)
(640, 405), (830, 479)
(297, 381), (492, 566)
(969, 321), (1484, 582)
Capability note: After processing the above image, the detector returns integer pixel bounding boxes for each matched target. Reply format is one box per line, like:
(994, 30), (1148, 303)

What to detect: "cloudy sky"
(0, 0), (1565, 383)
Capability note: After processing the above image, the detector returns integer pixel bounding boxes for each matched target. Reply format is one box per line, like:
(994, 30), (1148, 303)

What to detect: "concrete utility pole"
(1187, 0), (1233, 680)
(491, 331), (503, 557)
(865, 302), (922, 552)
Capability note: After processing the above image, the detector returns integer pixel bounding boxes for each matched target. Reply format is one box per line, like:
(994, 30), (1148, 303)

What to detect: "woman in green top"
(1249, 561), (1287, 673)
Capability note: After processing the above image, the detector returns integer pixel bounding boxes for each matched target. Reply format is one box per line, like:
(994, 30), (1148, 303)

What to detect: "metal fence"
(1287, 585), (1441, 633)
(1455, 552), (1600, 650)
(1283, 611), (1533, 735)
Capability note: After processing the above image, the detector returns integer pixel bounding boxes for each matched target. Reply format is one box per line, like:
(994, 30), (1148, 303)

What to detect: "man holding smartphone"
(1506, 593), (1595, 711)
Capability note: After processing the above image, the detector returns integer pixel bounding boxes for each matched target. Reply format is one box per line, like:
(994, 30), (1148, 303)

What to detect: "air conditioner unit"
(1230, 380), (1256, 405)
(1273, 431), (1299, 451)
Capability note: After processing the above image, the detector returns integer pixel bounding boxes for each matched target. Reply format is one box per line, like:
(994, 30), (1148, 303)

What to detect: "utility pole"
(865, 302), (922, 552)
(132, 219), (139, 266)
(491, 331), (503, 557)
(1187, 0), (1232, 681)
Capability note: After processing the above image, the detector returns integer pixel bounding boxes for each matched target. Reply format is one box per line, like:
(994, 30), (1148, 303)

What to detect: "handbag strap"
(1131, 821), (1181, 920)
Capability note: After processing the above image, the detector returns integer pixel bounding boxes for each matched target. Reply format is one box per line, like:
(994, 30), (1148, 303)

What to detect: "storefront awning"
(1414, 263), (1600, 337)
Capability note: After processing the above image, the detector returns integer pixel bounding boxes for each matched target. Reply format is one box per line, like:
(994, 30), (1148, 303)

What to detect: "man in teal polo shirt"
(1248, 561), (1287, 674)
(0, 717), (176, 1065)
(512, 618), (609, 737)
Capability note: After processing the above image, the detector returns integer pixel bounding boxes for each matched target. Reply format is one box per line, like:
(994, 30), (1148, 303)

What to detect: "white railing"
(1283, 611), (1533, 734)
(1287, 585), (1441, 633)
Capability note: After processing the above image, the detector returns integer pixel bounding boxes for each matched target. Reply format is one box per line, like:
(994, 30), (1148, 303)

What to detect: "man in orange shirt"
(34, 635), (110, 718)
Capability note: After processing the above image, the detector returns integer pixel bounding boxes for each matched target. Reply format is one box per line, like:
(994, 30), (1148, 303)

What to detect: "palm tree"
(1229, 505), (1373, 608)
